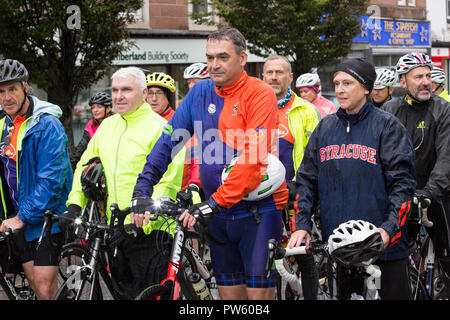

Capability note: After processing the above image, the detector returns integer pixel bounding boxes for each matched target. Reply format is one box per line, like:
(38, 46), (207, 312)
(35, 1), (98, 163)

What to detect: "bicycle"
(40, 203), (124, 300)
(408, 194), (447, 300)
(269, 220), (383, 300)
(0, 228), (34, 300)
(275, 207), (323, 300)
(135, 190), (223, 300)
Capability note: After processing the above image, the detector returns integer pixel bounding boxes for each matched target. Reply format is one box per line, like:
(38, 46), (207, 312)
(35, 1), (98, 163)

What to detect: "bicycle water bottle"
(190, 273), (213, 300)
(209, 276), (221, 300)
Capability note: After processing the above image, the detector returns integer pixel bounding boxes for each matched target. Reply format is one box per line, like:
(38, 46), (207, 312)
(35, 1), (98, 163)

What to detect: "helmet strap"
(432, 83), (443, 94)
(14, 85), (29, 120)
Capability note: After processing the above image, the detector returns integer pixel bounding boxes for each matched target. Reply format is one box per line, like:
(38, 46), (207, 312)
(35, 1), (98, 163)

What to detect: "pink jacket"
(312, 95), (336, 119)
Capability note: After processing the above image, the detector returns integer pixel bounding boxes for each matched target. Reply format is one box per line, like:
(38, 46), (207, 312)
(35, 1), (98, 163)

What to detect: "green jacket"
(287, 93), (321, 176)
(439, 89), (450, 102)
(67, 102), (185, 234)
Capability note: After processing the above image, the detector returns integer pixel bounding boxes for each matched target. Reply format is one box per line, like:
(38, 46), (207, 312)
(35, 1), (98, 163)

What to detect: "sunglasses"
(1, 122), (14, 156)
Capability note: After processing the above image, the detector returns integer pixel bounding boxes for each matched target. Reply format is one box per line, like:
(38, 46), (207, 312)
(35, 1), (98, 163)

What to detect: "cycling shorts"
(22, 233), (63, 266)
(209, 203), (283, 288)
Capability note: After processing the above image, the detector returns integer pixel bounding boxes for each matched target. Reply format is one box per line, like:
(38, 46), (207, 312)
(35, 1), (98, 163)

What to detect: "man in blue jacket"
(288, 58), (416, 300)
(0, 59), (72, 299)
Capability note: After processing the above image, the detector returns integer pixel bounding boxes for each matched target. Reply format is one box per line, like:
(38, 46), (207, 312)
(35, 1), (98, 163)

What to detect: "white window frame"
(407, 0), (416, 6)
(188, 1), (218, 31)
(398, 0), (406, 6)
(126, 0), (149, 29)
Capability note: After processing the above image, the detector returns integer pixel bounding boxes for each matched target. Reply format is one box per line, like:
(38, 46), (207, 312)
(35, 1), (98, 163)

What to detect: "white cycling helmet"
(431, 66), (446, 84)
(221, 153), (285, 201)
(396, 52), (433, 76)
(184, 63), (209, 80)
(296, 73), (321, 88)
(373, 68), (396, 89)
(328, 220), (384, 268)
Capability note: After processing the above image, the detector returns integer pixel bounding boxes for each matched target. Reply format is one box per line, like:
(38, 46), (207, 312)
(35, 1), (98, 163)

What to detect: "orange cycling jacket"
(134, 71), (288, 212)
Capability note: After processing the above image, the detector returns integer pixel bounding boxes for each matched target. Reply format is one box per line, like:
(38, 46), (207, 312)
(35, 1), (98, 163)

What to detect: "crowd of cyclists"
(0, 26), (448, 300)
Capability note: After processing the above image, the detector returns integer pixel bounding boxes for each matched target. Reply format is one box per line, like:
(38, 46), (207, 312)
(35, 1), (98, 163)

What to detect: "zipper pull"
(346, 120), (350, 133)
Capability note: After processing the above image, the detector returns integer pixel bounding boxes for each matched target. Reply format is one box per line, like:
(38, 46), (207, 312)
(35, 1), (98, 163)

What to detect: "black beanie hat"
(334, 58), (376, 92)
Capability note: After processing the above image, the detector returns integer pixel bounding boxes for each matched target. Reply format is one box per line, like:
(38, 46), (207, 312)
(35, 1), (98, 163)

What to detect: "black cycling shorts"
(21, 233), (63, 266)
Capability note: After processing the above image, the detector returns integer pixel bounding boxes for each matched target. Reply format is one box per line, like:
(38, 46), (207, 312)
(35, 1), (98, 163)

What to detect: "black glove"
(58, 204), (81, 242)
(286, 180), (297, 209)
(130, 196), (153, 215)
(188, 197), (219, 226)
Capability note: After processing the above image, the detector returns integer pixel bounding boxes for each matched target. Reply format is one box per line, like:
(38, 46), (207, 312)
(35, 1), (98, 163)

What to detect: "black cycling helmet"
(88, 92), (112, 108)
(80, 157), (107, 202)
(0, 59), (29, 84)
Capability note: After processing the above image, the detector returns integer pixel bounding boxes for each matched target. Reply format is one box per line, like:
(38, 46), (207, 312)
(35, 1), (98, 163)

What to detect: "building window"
(398, 0), (406, 5)
(408, 0), (416, 6)
(188, 1), (218, 31)
(193, 0), (208, 13)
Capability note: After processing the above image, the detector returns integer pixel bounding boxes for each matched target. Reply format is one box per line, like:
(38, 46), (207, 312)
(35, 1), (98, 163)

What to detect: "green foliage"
(191, 0), (368, 75)
(0, 0), (142, 149)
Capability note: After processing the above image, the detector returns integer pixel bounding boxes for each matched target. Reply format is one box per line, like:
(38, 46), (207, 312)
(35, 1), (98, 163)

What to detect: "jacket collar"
(214, 71), (248, 98)
(120, 102), (152, 120)
(336, 101), (373, 126)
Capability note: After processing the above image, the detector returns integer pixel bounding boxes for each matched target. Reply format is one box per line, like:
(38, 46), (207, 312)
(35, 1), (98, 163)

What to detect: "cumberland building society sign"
(114, 39), (200, 65)
(114, 38), (266, 65)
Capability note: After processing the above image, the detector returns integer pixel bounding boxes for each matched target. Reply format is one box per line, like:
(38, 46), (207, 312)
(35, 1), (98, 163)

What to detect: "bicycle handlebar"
(413, 195), (433, 228)
(0, 228), (15, 262)
(127, 190), (225, 246)
(37, 210), (60, 248)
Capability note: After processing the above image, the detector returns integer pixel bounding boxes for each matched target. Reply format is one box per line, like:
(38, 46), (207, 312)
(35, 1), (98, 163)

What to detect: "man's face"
(206, 38), (247, 87)
(298, 87), (318, 103)
(262, 58), (293, 99)
(0, 81), (28, 118)
(187, 78), (203, 90)
(146, 87), (169, 115)
(111, 75), (146, 115)
(334, 71), (368, 114)
(400, 66), (432, 102)
(371, 87), (391, 104)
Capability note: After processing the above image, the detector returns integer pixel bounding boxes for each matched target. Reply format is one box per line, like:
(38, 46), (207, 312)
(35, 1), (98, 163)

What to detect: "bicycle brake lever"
(266, 239), (278, 279)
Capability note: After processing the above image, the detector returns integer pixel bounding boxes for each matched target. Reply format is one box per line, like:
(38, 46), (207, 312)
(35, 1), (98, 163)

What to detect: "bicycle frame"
(157, 223), (202, 300)
(0, 230), (34, 300)
(408, 195), (445, 300)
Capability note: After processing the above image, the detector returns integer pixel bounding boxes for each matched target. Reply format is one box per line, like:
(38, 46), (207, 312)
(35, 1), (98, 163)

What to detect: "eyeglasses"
(148, 91), (165, 98)
(1, 122), (14, 156)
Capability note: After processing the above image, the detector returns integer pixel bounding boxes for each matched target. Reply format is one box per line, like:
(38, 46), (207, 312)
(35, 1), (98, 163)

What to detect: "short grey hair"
(111, 67), (146, 91)
(264, 55), (292, 73)
(208, 27), (246, 54)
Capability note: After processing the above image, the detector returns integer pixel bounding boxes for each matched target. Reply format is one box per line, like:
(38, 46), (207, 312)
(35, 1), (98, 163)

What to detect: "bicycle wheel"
(136, 283), (172, 300)
(409, 260), (429, 300)
(55, 244), (110, 300)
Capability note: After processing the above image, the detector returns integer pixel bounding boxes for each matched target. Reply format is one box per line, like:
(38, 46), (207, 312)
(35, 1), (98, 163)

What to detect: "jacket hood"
(30, 95), (62, 118)
(25, 96), (62, 132)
